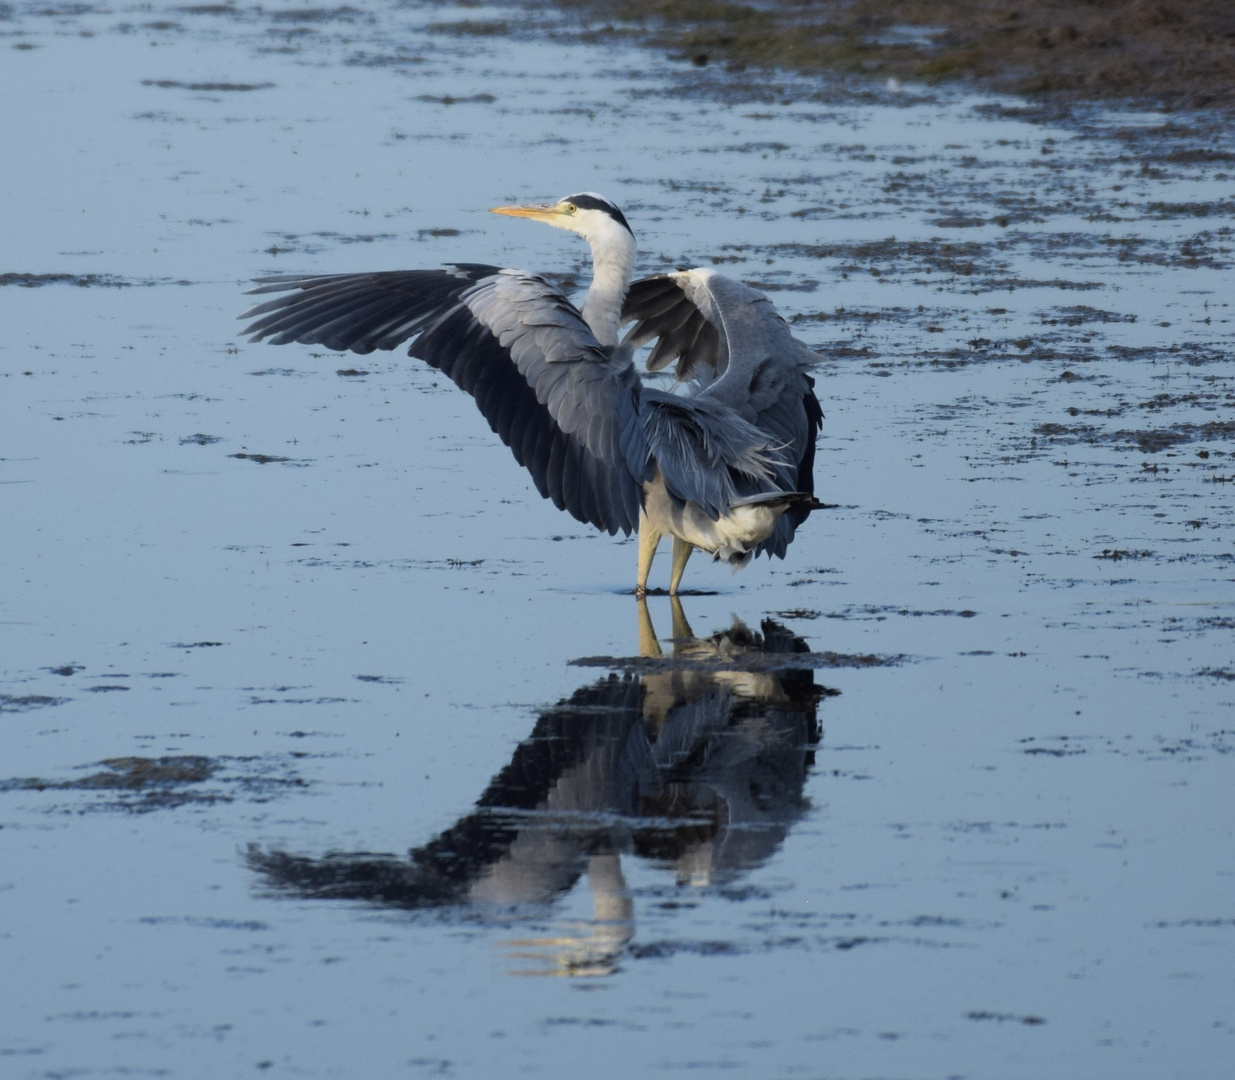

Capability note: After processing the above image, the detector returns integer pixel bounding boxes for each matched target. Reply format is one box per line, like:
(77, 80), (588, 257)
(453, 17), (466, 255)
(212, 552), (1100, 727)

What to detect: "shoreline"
(551, 0), (1235, 112)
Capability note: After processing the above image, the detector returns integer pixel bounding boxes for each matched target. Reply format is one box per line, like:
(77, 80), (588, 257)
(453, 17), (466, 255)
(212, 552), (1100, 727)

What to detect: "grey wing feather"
(622, 271), (824, 557)
(640, 390), (783, 521)
(240, 266), (649, 535)
(697, 274), (823, 557)
(623, 275), (724, 380)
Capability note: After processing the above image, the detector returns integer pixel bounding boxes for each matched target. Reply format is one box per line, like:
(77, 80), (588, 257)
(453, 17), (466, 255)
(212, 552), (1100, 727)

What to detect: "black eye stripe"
(560, 193), (634, 237)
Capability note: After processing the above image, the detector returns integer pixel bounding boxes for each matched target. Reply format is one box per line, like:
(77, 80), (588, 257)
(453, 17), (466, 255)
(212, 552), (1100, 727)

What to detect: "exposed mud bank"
(552, 0), (1235, 110)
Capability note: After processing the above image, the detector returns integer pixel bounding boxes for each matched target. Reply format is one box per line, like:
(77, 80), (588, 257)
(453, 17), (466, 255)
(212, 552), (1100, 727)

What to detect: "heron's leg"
(668, 537), (694, 596)
(636, 597), (662, 658)
(636, 512), (661, 596)
(668, 594), (694, 645)
(587, 854), (634, 926)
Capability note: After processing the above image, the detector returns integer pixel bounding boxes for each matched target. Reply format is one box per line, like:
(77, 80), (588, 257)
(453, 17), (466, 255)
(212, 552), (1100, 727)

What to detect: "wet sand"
(556, 0), (1235, 110)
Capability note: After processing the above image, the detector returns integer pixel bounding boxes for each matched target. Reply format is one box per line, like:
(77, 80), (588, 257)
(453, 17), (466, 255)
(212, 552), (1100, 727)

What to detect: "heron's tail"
(728, 491), (824, 512)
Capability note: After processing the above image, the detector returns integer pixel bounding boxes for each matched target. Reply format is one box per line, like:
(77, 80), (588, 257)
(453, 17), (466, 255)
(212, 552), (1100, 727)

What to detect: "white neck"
(579, 224), (636, 349)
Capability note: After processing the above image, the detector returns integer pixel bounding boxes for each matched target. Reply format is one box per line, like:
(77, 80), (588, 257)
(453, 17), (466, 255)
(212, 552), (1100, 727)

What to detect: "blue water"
(1, 2), (1232, 1077)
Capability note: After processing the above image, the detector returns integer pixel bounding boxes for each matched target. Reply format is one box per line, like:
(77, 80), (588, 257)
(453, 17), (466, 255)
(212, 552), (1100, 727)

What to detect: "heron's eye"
(565, 203), (577, 214)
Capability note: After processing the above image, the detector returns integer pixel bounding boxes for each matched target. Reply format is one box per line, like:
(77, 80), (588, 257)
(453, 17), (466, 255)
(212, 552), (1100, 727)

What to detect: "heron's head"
(490, 192), (634, 254)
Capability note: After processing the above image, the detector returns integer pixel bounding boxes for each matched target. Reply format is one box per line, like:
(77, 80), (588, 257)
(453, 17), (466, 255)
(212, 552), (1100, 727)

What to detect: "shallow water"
(1, 2), (1233, 1078)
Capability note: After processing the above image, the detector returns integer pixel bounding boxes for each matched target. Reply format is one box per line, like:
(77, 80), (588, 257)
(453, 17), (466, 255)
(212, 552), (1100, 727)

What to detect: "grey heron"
(240, 193), (823, 595)
(246, 603), (824, 975)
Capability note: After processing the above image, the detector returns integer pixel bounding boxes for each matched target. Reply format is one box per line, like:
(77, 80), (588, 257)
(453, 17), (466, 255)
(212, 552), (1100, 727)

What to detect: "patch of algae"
(550, 0), (1235, 110)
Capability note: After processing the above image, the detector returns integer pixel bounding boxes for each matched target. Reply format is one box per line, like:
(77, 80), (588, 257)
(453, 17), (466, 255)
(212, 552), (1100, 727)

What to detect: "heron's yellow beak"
(489, 202), (569, 223)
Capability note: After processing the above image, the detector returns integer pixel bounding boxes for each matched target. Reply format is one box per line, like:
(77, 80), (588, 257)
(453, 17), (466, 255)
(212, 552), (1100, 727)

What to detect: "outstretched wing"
(622, 269), (824, 557)
(620, 273), (722, 381)
(241, 266), (649, 535)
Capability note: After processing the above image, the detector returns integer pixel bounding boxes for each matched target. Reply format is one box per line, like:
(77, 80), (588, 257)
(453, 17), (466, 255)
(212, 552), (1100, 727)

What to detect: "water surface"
(1, 2), (1232, 1078)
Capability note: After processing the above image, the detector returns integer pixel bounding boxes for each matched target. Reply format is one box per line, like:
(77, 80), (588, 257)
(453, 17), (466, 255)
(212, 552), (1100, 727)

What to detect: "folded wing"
(621, 270), (824, 557)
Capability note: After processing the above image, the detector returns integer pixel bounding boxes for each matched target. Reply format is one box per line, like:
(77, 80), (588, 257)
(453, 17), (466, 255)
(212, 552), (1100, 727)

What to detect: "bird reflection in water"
(246, 600), (830, 976)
